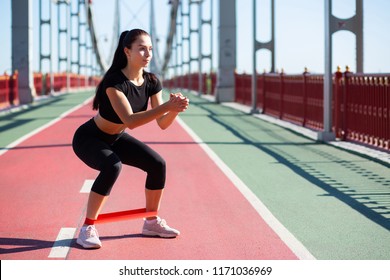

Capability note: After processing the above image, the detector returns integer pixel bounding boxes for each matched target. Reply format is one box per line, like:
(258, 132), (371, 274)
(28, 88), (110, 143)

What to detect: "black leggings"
(72, 118), (166, 196)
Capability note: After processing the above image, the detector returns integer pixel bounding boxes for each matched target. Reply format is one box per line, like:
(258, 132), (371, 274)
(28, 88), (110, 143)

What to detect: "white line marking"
(48, 227), (77, 258)
(80, 179), (94, 193)
(176, 117), (316, 260)
(0, 95), (94, 157)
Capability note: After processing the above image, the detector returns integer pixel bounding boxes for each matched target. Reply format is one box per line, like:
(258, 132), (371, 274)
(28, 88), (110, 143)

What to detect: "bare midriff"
(93, 113), (126, 135)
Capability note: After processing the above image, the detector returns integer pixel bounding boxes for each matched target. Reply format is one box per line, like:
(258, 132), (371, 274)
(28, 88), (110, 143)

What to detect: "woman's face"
(126, 34), (153, 68)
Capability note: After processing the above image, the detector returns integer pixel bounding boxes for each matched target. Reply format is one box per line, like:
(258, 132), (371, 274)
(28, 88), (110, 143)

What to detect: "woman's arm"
(106, 87), (187, 130)
(151, 91), (189, 130)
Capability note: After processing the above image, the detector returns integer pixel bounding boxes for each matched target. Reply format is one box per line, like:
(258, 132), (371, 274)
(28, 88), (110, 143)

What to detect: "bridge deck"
(0, 90), (389, 260)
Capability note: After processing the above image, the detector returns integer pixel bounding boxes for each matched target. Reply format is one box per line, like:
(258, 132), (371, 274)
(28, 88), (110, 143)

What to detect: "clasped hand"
(168, 93), (189, 112)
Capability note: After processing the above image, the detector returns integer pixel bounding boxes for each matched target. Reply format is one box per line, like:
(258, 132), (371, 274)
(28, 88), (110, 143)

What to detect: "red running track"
(0, 101), (298, 260)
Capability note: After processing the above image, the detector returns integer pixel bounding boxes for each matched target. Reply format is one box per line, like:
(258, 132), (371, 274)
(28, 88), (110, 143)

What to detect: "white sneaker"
(76, 225), (102, 249)
(142, 217), (180, 238)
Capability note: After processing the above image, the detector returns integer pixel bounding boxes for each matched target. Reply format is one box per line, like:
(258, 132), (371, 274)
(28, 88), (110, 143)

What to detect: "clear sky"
(1, 0), (389, 76)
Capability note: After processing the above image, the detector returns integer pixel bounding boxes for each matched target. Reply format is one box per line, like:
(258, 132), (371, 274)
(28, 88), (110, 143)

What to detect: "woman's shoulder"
(143, 71), (162, 95)
(103, 70), (128, 90)
(105, 69), (126, 83)
(143, 71), (160, 83)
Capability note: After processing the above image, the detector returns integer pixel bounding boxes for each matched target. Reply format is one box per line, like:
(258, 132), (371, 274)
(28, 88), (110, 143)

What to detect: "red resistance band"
(95, 208), (158, 224)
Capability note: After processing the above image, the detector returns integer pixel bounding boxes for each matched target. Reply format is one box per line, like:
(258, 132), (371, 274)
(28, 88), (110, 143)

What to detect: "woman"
(72, 29), (189, 249)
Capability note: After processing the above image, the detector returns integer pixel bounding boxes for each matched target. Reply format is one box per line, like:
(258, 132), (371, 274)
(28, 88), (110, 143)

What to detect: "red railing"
(0, 72), (101, 110)
(235, 73), (251, 106)
(334, 71), (389, 150)
(34, 72), (44, 95)
(38, 72), (100, 94)
(234, 70), (389, 151)
(9, 71), (19, 106)
(45, 73), (92, 92)
(165, 70), (389, 151)
(0, 74), (10, 108)
(164, 72), (217, 95)
(0, 71), (19, 109)
(234, 72), (326, 131)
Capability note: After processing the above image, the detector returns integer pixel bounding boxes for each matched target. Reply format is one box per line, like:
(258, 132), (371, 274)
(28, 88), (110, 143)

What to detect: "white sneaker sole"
(76, 238), (102, 249)
(142, 229), (179, 238)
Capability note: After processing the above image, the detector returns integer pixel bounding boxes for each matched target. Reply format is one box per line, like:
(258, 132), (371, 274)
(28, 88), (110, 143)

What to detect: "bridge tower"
(215, 0), (236, 102)
(11, 0), (35, 104)
(321, 0), (363, 141)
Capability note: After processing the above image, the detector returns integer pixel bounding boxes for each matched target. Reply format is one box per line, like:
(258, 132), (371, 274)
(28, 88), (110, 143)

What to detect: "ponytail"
(92, 31), (129, 110)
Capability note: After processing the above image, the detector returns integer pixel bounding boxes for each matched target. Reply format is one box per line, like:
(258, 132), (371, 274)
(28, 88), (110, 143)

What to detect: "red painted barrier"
(342, 72), (389, 150)
(34, 72), (43, 95)
(0, 71), (20, 109)
(281, 74), (305, 125)
(0, 72), (101, 110)
(160, 70), (390, 151)
(163, 72), (217, 95)
(210, 72), (217, 95)
(9, 71), (19, 106)
(43, 72), (99, 93)
(251, 69), (388, 150)
(234, 72), (251, 106)
(0, 73), (10, 109)
(263, 73), (282, 119)
(303, 74), (324, 131)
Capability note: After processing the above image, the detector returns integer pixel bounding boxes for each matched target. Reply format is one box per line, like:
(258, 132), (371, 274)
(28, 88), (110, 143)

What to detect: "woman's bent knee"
(145, 157), (166, 190)
(91, 160), (122, 196)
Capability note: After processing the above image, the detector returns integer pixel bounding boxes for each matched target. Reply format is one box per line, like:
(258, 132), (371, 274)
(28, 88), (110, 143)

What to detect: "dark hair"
(92, 29), (152, 110)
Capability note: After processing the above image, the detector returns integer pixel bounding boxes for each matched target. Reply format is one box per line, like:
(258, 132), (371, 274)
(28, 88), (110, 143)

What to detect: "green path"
(179, 92), (390, 260)
(0, 90), (94, 148)
(1, 89), (389, 259)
